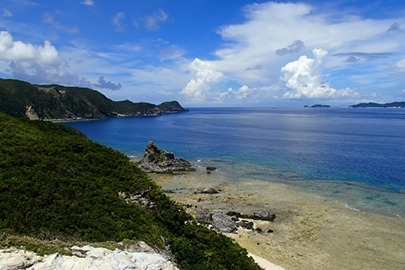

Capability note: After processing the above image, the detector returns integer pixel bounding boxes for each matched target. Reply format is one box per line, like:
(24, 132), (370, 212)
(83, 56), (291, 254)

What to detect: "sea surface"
(63, 107), (405, 217)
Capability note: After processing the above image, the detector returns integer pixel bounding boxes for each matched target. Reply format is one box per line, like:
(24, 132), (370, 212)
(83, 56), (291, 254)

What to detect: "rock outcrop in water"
(138, 141), (196, 173)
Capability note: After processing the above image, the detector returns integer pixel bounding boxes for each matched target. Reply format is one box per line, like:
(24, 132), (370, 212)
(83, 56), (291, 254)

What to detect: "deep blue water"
(63, 107), (405, 216)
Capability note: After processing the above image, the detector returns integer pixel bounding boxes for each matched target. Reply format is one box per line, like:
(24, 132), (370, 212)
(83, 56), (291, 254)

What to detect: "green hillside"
(0, 112), (260, 270)
(0, 78), (187, 120)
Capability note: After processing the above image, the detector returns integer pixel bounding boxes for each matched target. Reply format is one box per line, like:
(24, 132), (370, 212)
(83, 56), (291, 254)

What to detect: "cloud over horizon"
(281, 49), (359, 99)
(0, 1), (404, 105)
(93, 76), (122, 91)
(180, 1), (404, 104)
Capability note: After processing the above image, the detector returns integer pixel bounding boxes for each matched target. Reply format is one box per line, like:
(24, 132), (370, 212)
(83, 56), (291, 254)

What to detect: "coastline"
(47, 110), (188, 123)
(150, 167), (405, 270)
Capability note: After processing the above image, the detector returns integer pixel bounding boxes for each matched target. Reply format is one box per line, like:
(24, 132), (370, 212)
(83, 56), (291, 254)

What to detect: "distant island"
(349, 102), (405, 108)
(304, 104), (331, 108)
(0, 78), (187, 121)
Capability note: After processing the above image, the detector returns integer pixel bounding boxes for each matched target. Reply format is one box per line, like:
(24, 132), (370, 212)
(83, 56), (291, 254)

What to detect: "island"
(306, 104), (331, 108)
(349, 101), (405, 108)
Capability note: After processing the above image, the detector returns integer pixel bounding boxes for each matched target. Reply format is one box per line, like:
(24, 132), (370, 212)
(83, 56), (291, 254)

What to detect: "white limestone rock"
(0, 245), (179, 270)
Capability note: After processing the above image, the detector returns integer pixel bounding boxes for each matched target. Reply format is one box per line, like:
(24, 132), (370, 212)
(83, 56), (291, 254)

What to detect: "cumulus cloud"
(0, 31), (60, 66)
(43, 13), (78, 34)
(0, 31), (94, 88)
(134, 9), (168, 31)
(181, 58), (223, 103)
(112, 12), (125, 32)
(93, 76), (122, 91)
(8, 61), (92, 87)
(217, 85), (251, 102)
(200, 1), (402, 102)
(281, 49), (359, 99)
(276, 40), (305, 56)
(81, 0), (94, 6)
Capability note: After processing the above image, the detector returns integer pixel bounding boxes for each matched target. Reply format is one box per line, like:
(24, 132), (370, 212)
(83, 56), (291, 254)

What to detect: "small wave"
(341, 202), (360, 211)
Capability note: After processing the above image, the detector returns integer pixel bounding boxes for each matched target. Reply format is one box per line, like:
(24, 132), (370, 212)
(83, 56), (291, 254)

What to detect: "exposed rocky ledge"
(196, 209), (276, 233)
(0, 244), (178, 270)
(138, 141), (196, 173)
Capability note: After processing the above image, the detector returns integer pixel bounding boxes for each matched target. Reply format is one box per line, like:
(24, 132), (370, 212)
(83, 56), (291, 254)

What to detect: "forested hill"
(0, 112), (260, 270)
(0, 78), (187, 120)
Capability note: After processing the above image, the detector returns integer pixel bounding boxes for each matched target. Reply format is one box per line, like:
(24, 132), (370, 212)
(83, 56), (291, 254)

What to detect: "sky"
(0, 0), (404, 107)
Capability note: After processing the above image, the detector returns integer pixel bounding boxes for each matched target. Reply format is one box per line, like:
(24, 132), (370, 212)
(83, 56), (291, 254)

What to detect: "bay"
(63, 107), (405, 217)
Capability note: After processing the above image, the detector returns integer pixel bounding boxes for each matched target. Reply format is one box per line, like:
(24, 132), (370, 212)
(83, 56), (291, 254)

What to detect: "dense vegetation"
(0, 112), (261, 269)
(0, 78), (187, 120)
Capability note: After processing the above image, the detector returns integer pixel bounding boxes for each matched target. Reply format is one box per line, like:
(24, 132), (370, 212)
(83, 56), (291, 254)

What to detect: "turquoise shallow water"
(63, 107), (405, 217)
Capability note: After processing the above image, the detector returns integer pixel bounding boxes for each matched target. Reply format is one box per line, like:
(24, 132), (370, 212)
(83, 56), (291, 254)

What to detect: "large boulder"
(211, 211), (237, 233)
(196, 210), (237, 233)
(138, 141), (196, 173)
(251, 210), (276, 221)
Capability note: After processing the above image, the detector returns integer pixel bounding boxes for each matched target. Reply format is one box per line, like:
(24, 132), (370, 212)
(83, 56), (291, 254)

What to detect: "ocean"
(63, 107), (405, 217)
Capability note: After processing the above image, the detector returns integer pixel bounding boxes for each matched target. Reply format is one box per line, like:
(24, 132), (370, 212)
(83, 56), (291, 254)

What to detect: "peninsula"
(0, 78), (187, 121)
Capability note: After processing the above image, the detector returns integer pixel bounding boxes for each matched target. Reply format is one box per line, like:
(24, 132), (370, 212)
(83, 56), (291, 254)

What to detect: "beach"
(150, 167), (405, 270)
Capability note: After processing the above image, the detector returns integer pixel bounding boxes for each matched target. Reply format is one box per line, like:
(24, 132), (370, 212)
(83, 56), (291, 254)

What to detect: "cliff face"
(0, 78), (187, 120)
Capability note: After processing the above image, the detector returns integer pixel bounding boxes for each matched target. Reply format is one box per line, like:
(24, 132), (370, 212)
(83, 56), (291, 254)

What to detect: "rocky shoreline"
(45, 110), (187, 123)
(150, 167), (405, 270)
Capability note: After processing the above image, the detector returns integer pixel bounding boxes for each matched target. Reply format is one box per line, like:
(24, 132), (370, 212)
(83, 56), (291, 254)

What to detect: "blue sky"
(0, 0), (404, 107)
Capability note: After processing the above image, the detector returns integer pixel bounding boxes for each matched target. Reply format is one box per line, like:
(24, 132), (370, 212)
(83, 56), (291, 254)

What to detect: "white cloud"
(181, 58), (223, 103)
(397, 59), (405, 72)
(159, 45), (183, 61)
(43, 13), (78, 34)
(112, 12), (125, 32)
(0, 31), (96, 87)
(217, 85), (251, 102)
(281, 49), (358, 99)
(2, 8), (13, 17)
(81, 0), (94, 6)
(134, 9), (168, 31)
(0, 31), (59, 66)
(176, 1), (405, 104)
